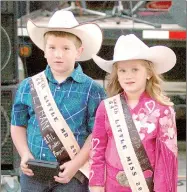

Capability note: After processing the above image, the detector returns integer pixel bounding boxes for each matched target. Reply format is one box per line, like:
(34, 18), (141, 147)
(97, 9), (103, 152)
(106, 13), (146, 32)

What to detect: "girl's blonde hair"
(44, 31), (82, 49)
(106, 60), (173, 106)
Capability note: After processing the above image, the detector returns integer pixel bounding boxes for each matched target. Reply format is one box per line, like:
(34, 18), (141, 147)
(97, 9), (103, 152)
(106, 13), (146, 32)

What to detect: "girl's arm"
(89, 101), (108, 191)
(154, 106), (178, 192)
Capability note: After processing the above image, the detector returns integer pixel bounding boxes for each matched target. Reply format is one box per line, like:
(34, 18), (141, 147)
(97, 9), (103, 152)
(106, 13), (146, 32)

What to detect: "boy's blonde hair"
(44, 31), (82, 49)
(106, 60), (173, 106)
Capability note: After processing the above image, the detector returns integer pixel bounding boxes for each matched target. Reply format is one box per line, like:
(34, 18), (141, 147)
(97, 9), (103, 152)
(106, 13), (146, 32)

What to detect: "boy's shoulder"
(17, 77), (32, 92)
(82, 73), (105, 93)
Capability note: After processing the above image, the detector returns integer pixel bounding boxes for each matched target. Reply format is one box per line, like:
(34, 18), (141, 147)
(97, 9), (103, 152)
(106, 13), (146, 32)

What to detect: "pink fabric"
(89, 92), (178, 192)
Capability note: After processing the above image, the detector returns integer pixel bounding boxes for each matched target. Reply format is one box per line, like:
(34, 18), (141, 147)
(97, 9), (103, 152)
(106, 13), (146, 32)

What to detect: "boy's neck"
(51, 69), (74, 83)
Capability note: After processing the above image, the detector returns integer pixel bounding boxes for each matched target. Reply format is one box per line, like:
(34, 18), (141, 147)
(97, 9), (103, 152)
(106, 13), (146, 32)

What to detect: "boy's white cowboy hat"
(92, 34), (176, 74)
(27, 10), (103, 61)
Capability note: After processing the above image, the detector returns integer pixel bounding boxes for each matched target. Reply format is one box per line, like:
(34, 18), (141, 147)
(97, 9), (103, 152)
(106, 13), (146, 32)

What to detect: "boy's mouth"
(54, 61), (64, 64)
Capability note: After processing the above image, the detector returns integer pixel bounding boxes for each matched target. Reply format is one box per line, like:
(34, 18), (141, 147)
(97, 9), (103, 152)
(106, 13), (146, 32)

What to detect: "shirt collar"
(122, 91), (150, 102)
(44, 63), (86, 84)
(70, 63), (86, 83)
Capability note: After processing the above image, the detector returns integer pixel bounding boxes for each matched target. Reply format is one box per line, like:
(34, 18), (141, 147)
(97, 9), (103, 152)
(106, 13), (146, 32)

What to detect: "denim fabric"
(20, 173), (89, 192)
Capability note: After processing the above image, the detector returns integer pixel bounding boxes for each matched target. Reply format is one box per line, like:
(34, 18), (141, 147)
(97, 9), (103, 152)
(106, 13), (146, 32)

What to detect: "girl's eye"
(119, 69), (125, 72)
(64, 47), (70, 50)
(132, 68), (138, 72)
(49, 47), (55, 49)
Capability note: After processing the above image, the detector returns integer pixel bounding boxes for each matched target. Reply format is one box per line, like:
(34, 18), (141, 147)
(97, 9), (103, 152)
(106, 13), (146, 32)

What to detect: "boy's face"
(44, 35), (83, 74)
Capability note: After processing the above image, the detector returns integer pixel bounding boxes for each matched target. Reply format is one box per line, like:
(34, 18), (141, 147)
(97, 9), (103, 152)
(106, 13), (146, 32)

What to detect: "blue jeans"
(20, 173), (89, 192)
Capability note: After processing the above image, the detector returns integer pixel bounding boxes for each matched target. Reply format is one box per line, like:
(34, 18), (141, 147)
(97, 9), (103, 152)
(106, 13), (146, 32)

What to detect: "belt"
(116, 170), (153, 187)
(106, 164), (153, 189)
(74, 170), (87, 183)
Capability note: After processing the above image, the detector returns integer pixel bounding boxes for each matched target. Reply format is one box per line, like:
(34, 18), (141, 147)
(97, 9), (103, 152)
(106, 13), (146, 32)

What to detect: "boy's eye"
(64, 47), (70, 50)
(49, 46), (55, 49)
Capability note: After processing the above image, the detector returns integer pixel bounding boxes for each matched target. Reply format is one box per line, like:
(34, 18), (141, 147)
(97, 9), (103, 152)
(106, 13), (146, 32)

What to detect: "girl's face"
(117, 60), (150, 96)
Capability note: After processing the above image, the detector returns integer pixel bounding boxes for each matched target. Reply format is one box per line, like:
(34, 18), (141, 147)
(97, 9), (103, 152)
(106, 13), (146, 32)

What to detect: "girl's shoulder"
(153, 98), (175, 114)
(141, 96), (175, 118)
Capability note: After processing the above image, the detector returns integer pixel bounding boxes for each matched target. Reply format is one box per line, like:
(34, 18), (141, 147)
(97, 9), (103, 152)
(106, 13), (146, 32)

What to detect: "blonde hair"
(44, 31), (82, 49)
(106, 60), (173, 106)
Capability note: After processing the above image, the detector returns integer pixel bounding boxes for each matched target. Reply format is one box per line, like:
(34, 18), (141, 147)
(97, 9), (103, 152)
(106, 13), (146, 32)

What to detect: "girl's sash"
(104, 94), (153, 192)
(30, 71), (89, 181)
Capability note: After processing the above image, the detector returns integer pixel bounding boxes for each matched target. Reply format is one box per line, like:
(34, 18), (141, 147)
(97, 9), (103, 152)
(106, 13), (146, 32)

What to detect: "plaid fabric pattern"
(11, 64), (106, 161)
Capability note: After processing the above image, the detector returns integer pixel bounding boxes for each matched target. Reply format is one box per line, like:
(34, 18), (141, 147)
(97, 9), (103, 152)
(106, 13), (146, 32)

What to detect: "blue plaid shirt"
(11, 64), (106, 161)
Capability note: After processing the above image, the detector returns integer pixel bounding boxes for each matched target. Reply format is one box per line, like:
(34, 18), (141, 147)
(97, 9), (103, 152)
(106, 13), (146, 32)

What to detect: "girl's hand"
(20, 152), (35, 176)
(89, 186), (105, 192)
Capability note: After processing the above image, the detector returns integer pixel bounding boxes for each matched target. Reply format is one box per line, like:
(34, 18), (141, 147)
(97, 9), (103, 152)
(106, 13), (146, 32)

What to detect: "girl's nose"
(125, 71), (132, 78)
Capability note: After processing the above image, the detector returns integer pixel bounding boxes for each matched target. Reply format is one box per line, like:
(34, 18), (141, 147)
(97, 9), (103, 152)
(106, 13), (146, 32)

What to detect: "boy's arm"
(72, 133), (92, 167)
(54, 134), (92, 183)
(11, 125), (30, 157)
(11, 125), (34, 176)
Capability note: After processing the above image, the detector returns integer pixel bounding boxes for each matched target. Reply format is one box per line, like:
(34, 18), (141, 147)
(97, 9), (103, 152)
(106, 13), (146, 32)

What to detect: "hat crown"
(92, 34), (176, 74)
(113, 34), (149, 61)
(48, 10), (79, 28)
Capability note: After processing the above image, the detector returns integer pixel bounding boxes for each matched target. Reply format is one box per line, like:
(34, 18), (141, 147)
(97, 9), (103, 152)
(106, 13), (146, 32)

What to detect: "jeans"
(20, 173), (89, 192)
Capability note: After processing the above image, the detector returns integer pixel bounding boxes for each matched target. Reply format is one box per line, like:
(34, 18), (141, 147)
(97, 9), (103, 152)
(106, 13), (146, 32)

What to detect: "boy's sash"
(30, 71), (89, 181)
(104, 94), (153, 192)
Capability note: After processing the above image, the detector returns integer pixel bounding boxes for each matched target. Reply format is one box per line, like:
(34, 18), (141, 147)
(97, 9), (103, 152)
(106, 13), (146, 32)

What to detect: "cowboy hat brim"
(27, 20), (103, 61)
(92, 46), (176, 74)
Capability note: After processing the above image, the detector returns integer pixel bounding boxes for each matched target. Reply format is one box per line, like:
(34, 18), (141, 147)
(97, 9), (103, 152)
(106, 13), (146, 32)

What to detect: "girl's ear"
(147, 69), (153, 80)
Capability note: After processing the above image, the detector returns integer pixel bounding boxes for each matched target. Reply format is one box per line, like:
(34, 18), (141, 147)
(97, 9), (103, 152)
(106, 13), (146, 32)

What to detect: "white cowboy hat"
(92, 34), (176, 74)
(27, 10), (103, 61)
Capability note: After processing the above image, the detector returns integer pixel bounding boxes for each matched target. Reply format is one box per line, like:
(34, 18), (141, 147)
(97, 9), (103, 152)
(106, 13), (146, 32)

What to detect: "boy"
(11, 10), (106, 192)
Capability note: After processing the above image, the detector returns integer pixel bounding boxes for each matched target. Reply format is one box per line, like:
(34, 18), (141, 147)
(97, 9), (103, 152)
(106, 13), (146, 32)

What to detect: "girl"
(89, 34), (178, 192)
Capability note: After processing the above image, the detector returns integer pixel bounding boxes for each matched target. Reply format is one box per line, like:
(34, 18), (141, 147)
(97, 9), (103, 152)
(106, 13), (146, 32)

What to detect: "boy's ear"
(44, 51), (47, 59)
(43, 49), (46, 58)
(75, 46), (84, 60)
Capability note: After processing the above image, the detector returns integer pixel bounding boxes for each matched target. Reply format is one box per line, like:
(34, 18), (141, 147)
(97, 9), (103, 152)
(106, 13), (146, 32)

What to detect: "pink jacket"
(89, 92), (178, 192)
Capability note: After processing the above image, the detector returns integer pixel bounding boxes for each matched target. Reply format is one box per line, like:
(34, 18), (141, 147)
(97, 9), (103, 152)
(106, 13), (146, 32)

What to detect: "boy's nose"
(55, 50), (63, 58)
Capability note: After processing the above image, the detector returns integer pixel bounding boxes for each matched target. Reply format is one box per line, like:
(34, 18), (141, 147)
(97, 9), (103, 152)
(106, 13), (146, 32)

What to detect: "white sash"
(32, 71), (89, 178)
(104, 94), (150, 192)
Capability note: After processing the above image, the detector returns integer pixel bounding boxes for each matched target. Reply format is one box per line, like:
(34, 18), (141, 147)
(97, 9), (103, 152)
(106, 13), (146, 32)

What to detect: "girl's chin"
(123, 89), (138, 94)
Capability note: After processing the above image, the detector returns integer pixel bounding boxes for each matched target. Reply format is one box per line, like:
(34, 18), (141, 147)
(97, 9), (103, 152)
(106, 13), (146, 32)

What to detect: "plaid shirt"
(11, 64), (106, 161)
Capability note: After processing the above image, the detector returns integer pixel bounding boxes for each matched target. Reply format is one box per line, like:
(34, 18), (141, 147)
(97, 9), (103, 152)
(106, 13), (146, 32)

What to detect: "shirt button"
(57, 86), (60, 90)
(42, 154), (46, 157)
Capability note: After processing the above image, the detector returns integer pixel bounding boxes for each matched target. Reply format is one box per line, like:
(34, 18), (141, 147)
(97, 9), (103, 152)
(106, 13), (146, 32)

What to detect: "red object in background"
(146, 1), (172, 10)
(169, 31), (186, 40)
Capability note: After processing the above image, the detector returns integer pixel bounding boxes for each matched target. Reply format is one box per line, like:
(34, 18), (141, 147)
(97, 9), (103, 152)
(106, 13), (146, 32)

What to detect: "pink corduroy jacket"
(89, 92), (178, 192)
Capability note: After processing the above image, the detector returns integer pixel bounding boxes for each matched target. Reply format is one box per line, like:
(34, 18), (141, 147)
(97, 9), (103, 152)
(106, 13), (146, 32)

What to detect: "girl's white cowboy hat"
(92, 34), (176, 74)
(27, 10), (103, 61)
